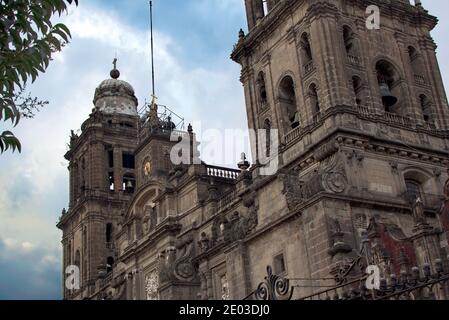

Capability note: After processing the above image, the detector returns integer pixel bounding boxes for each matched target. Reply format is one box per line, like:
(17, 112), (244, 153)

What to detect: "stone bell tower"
(233, 0), (448, 163)
(58, 61), (140, 299)
(232, 0), (449, 287)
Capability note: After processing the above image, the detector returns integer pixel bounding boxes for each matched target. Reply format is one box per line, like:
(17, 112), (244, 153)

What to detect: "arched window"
(257, 72), (268, 109)
(263, 119), (271, 158)
(300, 33), (313, 65)
(106, 223), (113, 243)
(279, 76), (299, 130)
(408, 46), (426, 85)
(74, 250), (81, 268)
(83, 227), (88, 251)
(106, 256), (114, 273)
(405, 179), (422, 203)
(343, 26), (355, 55)
(419, 94), (432, 122)
(67, 241), (72, 265)
(109, 171), (114, 191)
(83, 259), (88, 282)
(376, 60), (400, 112)
(80, 158), (86, 192)
(309, 83), (320, 115)
(123, 174), (136, 193)
(352, 76), (363, 107)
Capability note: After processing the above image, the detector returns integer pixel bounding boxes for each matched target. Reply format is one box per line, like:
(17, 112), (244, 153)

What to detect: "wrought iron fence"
(246, 259), (449, 301)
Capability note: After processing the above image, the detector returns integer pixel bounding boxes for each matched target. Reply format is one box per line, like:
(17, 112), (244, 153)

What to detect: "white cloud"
(0, 2), (246, 258)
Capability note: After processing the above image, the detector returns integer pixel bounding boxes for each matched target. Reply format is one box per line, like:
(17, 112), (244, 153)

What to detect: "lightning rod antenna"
(150, 1), (156, 102)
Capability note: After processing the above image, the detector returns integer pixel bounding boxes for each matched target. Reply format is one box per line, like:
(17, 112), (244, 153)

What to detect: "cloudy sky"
(0, 0), (448, 300)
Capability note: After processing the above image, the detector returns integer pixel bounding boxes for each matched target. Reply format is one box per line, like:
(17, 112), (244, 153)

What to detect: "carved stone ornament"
(198, 232), (211, 253)
(313, 141), (339, 162)
(280, 153), (347, 211)
(157, 236), (198, 283)
(145, 270), (159, 300)
(322, 171), (347, 193)
(221, 274), (230, 300)
(280, 172), (304, 211)
(110, 275), (127, 300)
(174, 236), (197, 281)
(319, 153), (348, 194)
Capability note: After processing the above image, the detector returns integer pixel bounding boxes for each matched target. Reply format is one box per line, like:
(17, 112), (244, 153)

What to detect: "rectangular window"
(106, 223), (113, 243)
(122, 153), (135, 169)
(109, 172), (115, 191)
(108, 150), (114, 168)
(273, 253), (286, 275)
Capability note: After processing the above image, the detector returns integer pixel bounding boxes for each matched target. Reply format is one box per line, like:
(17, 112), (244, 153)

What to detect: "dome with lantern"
(93, 60), (139, 116)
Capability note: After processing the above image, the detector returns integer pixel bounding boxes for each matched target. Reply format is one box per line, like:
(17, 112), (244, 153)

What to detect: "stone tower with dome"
(58, 62), (141, 299)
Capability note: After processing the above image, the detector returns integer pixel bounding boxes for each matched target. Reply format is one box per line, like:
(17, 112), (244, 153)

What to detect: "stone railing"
(170, 129), (190, 141)
(356, 105), (371, 117)
(284, 126), (303, 145)
(283, 104), (449, 146)
(138, 119), (188, 143)
(304, 61), (315, 76)
(384, 112), (413, 127)
(206, 165), (240, 180)
(347, 54), (361, 66)
(414, 74), (426, 86)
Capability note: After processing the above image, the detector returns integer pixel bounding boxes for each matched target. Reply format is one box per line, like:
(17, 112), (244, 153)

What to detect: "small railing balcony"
(304, 61), (315, 76)
(206, 165), (240, 180)
(384, 112), (413, 127)
(414, 74), (426, 86)
(284, 126), (302, 145)
(347, 54), (361, 66)
(356, 105), (371, 117)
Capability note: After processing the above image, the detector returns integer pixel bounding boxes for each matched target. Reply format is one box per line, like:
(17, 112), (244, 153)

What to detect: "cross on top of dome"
(110, 58), (120, 79)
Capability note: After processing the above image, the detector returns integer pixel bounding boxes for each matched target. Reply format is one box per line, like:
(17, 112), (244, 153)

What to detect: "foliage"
(14, 86), (49, 119)
(0, 0), (78, 154)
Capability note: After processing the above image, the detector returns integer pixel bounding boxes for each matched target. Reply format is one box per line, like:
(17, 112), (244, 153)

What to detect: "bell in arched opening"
(379, 82), (398, 112)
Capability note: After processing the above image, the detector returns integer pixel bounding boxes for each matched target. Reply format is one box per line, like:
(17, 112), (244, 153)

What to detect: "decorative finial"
(238, 152), (250, 171)
(110, 58), (120, 79)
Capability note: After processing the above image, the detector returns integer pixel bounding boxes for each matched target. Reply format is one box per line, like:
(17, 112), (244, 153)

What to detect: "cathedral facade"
(58, 0), (449, 300)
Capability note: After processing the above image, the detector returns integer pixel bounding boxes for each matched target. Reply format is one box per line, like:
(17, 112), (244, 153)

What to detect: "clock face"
(143, 160), (152, 176)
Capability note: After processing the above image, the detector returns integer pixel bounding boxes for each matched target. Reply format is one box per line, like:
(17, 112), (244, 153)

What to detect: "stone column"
(88, 214), (106, 285)
(69, 163), (76, 206)
(394, 33), (420, 124)
(90, 141), (105, 190)
(244, 0), (256, 31)
(420, 37), (449, 130)
(205, 271), (213, 300)
(113, 148), (123, 192)
(225, 241), (251, 299)
(308, 3), (352, 109)
(241, 66), (259, 162)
